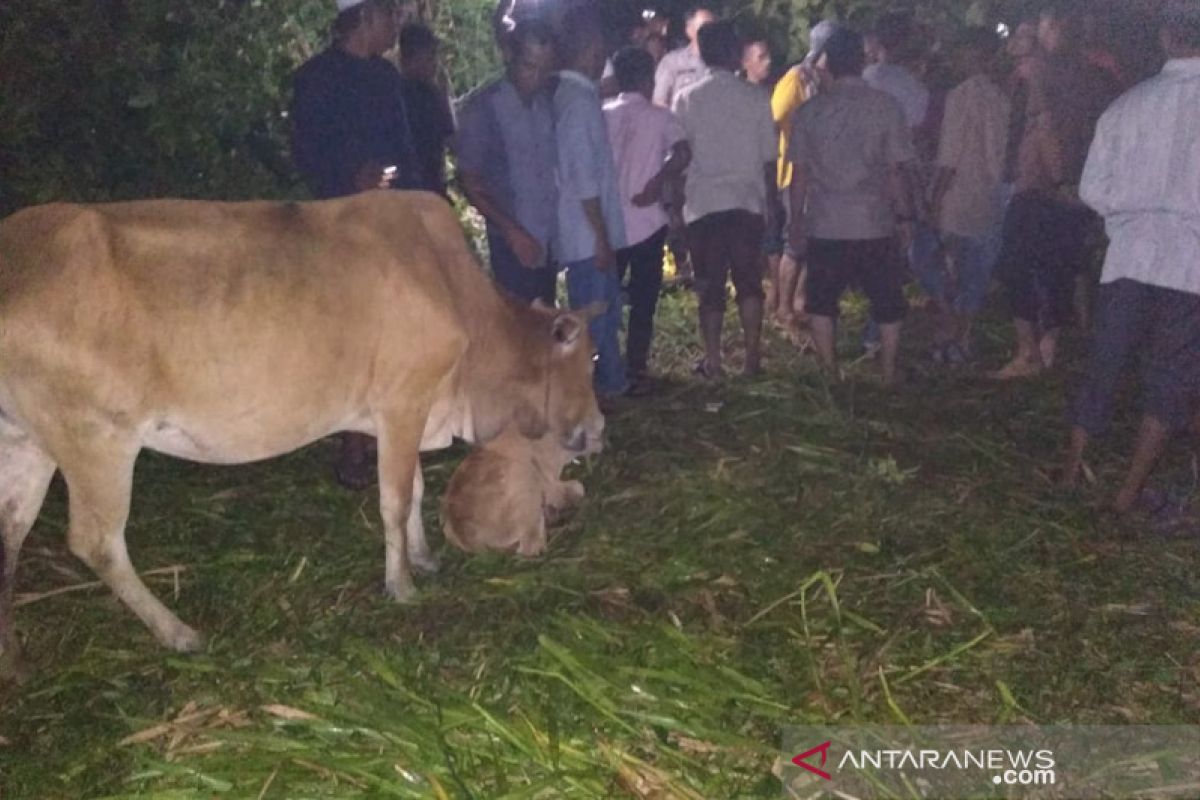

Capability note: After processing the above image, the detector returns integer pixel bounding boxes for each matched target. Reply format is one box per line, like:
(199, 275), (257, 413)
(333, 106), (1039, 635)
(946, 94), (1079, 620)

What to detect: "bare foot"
(989, 358), (1043, 380)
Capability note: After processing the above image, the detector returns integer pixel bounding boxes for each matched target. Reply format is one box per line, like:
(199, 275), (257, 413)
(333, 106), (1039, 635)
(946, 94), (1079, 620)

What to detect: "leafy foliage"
(0, 0), (504, 216)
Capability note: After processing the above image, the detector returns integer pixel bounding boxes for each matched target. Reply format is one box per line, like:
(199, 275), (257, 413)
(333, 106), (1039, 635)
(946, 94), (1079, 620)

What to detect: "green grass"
(2, 288), (1198, 799)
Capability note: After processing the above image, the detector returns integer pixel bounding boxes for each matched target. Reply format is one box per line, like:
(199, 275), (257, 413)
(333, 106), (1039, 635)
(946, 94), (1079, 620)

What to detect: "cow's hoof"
(384, 581), (418, 604)
(166, 625), (204, 653)
(409, 551), (440, 575)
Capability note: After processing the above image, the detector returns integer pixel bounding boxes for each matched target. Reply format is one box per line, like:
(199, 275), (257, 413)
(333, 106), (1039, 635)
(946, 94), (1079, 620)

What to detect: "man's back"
(673, 69), (776, 223)
(936, 73), (1011, 237)
(789, 78), (913, 240)
(1081, 58), (1200, 293)
(1019, 52), (1117, 192)
(603, 93), (685, 246)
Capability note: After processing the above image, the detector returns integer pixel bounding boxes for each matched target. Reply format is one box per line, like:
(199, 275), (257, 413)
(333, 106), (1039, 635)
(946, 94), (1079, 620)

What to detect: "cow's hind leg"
(61, 443), (202, 652)
(406, 469), (439, 575)
(0, 433), (57, 674)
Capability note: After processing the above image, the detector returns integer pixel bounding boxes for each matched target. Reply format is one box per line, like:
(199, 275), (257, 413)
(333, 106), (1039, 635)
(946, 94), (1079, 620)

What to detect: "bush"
(0, 0), (504, 216)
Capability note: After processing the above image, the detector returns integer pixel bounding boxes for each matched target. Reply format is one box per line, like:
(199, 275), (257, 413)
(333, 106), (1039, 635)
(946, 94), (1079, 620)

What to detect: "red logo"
(792, 741), (833, 780)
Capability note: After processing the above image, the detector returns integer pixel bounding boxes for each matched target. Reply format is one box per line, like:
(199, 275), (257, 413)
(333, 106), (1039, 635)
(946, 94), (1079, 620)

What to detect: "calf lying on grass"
(441, 427), (589, 557)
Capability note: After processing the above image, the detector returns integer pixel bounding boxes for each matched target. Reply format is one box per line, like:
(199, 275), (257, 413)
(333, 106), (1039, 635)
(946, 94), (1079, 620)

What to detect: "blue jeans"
(944, 230), (1001, 315)
(565, 257), (627, 396)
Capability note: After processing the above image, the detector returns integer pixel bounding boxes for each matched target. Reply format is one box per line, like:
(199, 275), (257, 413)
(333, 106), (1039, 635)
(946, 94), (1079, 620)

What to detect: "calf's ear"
(551, 303), (606, 349)
(552, 314), (583, 347)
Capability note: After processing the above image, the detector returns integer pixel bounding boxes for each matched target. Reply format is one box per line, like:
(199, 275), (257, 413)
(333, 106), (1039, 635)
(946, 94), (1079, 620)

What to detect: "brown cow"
(0, 190), (604, 664)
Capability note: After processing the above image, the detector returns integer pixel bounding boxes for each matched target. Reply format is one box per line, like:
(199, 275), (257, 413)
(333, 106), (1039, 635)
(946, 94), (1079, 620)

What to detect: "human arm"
(633, 140), (692, 207)
(1079, 108), (1118, 217)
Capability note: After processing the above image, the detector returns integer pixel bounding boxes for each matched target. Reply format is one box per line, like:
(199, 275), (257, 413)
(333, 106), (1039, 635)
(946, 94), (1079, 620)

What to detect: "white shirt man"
(1062, 0), (1200, 515)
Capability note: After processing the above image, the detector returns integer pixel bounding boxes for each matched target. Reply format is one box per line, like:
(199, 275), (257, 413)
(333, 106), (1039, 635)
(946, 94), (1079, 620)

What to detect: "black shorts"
(997, 191), (1099, 328)
(805, 237), (907, 324)
(687, 210), (766, 313)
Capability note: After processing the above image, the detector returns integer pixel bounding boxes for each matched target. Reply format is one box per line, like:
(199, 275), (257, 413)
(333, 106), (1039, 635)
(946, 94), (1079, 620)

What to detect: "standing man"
(927, 28), (1011, 363)
(604, 46), (692, 394)
(863, 12), (939, 347)
(787, 27), (916, 386)
(673, 20), (778, 378)
(653, 5), (717, 108)
(291, 0), (419, 490)
(1060, 0), (1200, 515)
(291, 0), (419, 201)
(553, 10), (629, 400)
(398, 23), (455, 197)
(455, 21), (559, 305)
(767, 20), (841, 333)
(655, 5), (716, 289)
(991, 0), (1116, 378)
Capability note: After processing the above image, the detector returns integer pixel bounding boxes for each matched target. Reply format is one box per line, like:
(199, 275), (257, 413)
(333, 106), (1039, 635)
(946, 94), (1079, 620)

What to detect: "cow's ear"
(552, 313), (584, 348)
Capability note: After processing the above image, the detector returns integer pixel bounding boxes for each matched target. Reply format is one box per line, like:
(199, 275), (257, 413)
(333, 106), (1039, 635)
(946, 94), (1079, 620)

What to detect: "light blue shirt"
(553, 70), (627, 265)
(455, 77), (558, 260)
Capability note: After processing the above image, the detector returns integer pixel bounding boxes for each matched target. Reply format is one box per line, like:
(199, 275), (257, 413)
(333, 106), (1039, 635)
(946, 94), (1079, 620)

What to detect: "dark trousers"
(616, 226), (668, 377)
(487, 228), (556, 306)
(998, 191), (1095, 330)
(1071, 279), (1200, 437)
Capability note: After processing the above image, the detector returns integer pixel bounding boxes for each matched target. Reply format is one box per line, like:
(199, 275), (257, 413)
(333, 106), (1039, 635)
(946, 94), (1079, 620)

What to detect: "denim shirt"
(455, 77), (558, 259)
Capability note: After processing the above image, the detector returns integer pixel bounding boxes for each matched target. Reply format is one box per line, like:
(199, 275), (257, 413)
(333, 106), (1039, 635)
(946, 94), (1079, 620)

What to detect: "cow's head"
(503, 301), (606, 456)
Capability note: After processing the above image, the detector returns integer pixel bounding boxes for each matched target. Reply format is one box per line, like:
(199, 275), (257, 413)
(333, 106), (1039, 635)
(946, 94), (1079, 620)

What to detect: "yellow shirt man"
(771, 64), (810, 189)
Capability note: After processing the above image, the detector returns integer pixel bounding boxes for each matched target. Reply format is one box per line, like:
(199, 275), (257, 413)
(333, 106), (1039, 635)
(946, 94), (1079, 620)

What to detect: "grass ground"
(1, 286), (1198, 799)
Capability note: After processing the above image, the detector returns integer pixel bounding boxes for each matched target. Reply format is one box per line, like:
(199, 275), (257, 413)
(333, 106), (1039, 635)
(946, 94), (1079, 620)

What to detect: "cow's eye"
(591, 352), (599, 363)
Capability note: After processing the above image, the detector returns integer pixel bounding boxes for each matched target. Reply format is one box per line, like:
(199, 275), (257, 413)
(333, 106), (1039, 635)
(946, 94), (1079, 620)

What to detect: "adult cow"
(0, 190), (604, 664)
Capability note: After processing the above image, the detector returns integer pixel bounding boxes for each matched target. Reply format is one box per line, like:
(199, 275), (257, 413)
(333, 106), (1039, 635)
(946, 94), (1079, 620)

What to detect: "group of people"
(288, 0), (1200, 522)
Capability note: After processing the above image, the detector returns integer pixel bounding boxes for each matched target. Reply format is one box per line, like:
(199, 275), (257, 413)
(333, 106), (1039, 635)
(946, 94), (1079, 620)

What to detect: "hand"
(595, 238), (617, 272)
(505, 226), (545, 270)
(632, 174), (663, 207)
(353, 162), (396, 192)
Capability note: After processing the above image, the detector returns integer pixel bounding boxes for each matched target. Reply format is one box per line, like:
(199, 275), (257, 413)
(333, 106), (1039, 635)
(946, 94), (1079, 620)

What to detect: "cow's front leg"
(376, 414), (427, 602)
(406, 468), (439, 574)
